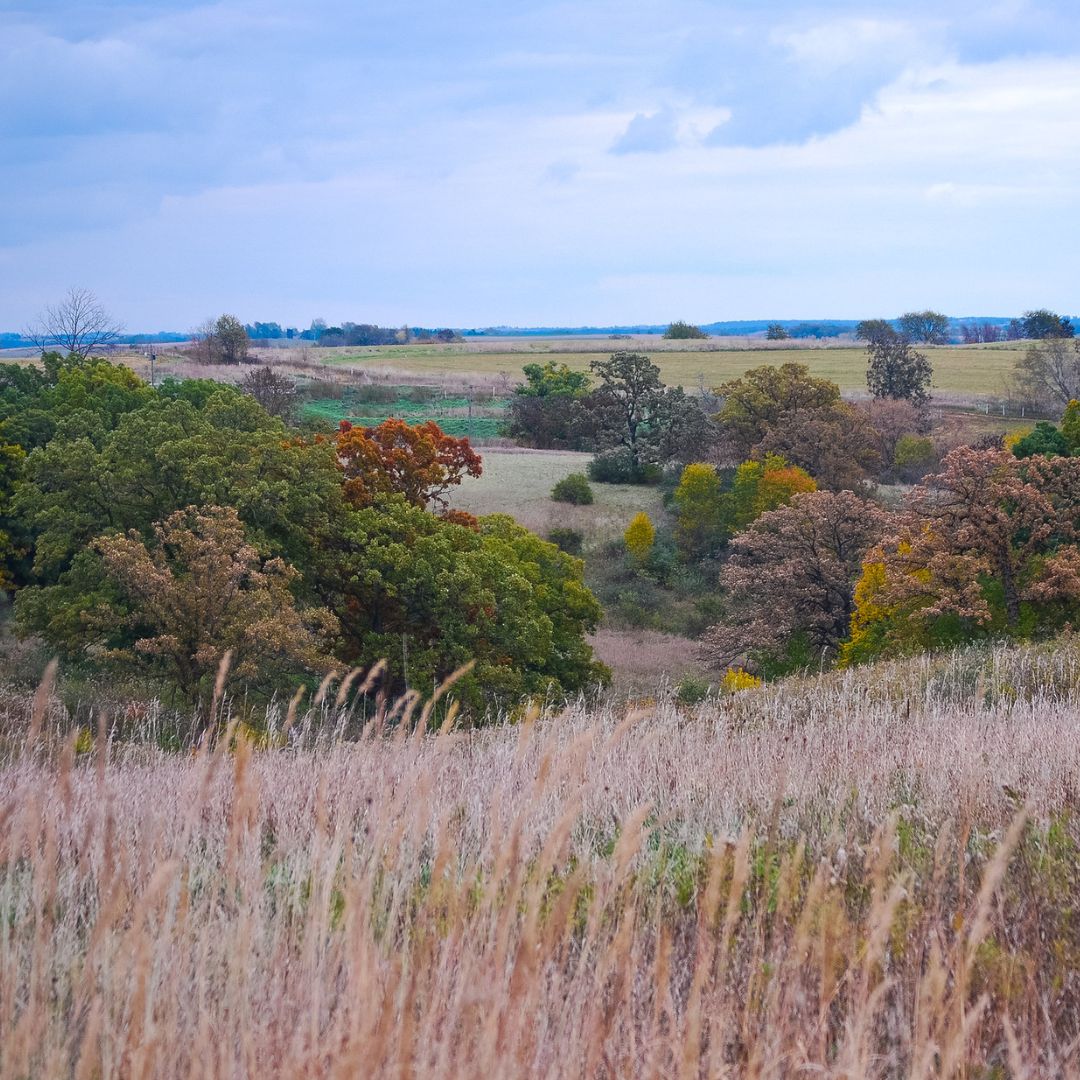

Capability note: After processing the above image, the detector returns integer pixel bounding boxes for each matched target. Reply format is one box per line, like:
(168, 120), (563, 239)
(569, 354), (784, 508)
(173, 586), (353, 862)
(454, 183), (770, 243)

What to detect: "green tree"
(215, 314), (250, 364)
(584, 352), (713, 479)
(765, 323), (790, 340)
(506, 361), (591, 449)
(1021, 309), (1075, 340)
(714, 362), (841, 457)
(673, 463), (725, 557)
(897, 310), (950, 344)
(317, 500), (607, 709)
(1012, 421), (1069, 459)
(663, 321), (708, 340)
(1061, 400), (1080, 453)
(866, 338), (932, 405)
(855, 319), (898, 345)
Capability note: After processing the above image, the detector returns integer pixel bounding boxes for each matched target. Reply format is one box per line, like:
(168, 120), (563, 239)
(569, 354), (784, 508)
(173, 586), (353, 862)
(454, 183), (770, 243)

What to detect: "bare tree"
(25, 287), (123, 358)
(1011, 338), (1080, 409)
(240, 367), (297, 422)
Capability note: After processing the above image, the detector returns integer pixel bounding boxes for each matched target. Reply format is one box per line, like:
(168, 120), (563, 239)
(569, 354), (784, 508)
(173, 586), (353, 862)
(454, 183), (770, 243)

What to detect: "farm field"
(4, 642), (1080, 1076)
(313, 338), (1028, 398)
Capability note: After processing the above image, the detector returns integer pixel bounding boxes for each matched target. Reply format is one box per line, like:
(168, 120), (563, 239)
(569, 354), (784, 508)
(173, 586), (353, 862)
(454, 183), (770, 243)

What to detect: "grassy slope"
(4, 642), (1080, 1075)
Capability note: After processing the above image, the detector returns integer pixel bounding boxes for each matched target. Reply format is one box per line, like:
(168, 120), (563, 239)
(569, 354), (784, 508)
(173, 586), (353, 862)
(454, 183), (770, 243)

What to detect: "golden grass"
(313, 337), (1027, 396)
(3, 642), (1080, 1076)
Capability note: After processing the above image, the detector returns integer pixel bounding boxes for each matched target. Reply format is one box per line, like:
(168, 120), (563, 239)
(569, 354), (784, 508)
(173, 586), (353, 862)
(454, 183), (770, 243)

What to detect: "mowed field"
(448, 448), (665, 537)
(313, 336), (1027, 397)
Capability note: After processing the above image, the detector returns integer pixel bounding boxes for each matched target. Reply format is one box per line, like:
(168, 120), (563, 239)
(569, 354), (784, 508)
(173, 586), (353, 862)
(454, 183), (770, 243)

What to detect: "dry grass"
(4, 642), (1080, 1076)
(588, 627), (714, 698)
(313, 338), (1028, 398)
(447, 448), (668, 539)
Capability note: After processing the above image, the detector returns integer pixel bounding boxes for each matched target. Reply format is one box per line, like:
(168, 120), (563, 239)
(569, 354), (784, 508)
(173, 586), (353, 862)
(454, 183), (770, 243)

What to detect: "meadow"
(3, 641), (1080, 1076)
(312, 336), (1029, 399)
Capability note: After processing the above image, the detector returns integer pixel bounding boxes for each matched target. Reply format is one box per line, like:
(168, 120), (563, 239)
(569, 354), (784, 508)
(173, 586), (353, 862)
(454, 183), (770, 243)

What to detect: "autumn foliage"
(844, 447), (1080, 661)
(95, 505), (337, 701)
(335, 418), (482, 510)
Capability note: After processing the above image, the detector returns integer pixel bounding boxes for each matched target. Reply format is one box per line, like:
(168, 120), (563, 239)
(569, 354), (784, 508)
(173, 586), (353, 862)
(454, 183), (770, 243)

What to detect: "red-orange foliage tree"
(862, 447), (1080, 631)
(335, 419), (482, 511)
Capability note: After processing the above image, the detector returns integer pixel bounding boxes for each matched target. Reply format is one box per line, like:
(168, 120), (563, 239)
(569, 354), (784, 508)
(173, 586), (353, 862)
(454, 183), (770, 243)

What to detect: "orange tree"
(843, 447), (1080, 663)
(335, 419), (482, 510)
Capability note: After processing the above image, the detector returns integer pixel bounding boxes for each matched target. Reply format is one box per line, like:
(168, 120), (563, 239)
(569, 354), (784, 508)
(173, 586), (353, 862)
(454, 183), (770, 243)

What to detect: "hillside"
(3, 641), (1080, 1076)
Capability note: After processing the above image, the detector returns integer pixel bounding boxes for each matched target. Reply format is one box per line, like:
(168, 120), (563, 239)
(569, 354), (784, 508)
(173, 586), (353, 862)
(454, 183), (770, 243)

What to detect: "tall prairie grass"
(3, 642), (1080, 1076)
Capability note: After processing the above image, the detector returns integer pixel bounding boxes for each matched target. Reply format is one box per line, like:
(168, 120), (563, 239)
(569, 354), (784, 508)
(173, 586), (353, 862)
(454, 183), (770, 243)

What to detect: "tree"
(1021, 309), (1075, 340)
(505, 361), (591, 449)
(624, 512), (655, 563)
(25, 288), (123, 358)
(765, 323), (790, 340)
(897, 310), (950, 345)
(702, 491), (890, 672)
(866, 338), (932, 405)
(1061, 400), (1080, 453)
(727, 454), (816, 533)
(756, 401), (881, 491)
(215, 314), (249, 364)
(583, 352), (713, 479)
(189, 314), (250, 364)
(1011, 338), (1080, 408)
(844, 448), (1080, 663)
(673, 463), (725, 558)
(240, 367), (297, 423)
(93, 505), (337, 701)
(714, 362), (841, 457)
(855, 319), (898, 345)
(335, 419), (482, 511)
(1012, 421), (1069, 459)
(663, 321), (707, 340)
(319, 502), (608, 709)
(857, 398), (927, 480)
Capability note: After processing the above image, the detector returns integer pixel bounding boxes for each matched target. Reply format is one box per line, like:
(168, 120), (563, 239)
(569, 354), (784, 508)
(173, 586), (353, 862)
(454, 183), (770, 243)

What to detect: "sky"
(2, 0), (1080, 329)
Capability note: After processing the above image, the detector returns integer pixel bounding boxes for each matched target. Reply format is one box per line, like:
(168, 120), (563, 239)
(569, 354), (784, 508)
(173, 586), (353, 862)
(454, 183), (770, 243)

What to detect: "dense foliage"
(1, 355), (608, 713)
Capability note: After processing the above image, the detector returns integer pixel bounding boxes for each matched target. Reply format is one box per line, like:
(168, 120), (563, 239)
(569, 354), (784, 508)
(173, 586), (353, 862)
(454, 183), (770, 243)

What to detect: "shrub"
(551, 473), (594, 505)
(624, 512), (656, 564)
(663, 321), (708, 340)
(893, 433), (937, 479)
(547, 527), (584, 556)
(673, 463), (725, 557)
(722, 668), (762, 693)
(675, 674), (711, 704)
(588, 447), (661, 485)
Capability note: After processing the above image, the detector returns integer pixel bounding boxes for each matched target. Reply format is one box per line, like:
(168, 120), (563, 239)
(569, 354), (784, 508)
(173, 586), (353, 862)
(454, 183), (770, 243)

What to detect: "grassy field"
(301, 397), (507, 438)
(448, 448), (666, 538)
(4, 641), (1080, 1075)
(313, 337), (1028, 397)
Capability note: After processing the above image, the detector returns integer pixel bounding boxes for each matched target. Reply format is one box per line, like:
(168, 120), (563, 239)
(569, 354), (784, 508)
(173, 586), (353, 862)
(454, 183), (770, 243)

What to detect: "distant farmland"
(312, 336), (1028, 399)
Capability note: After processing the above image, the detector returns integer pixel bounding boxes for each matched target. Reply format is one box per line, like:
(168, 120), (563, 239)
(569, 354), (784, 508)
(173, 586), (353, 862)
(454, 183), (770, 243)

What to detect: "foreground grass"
(3, 643), (1080, 1076)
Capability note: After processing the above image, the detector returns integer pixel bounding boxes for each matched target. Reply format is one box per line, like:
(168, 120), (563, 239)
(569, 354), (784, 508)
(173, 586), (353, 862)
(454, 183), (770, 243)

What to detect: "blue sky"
(2, 0), (1080, 328)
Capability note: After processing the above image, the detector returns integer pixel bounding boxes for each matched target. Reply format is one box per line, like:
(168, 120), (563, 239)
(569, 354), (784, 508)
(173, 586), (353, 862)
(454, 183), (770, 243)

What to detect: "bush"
(663, 321), (708, 340)
(588, 448), (661, 485)
(551, 473), (594, 505)
(624, 512), (656, 564)
(893, 433), (937, 480)
(547, 527), (584, 555)
(676, 674), (711, 705)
